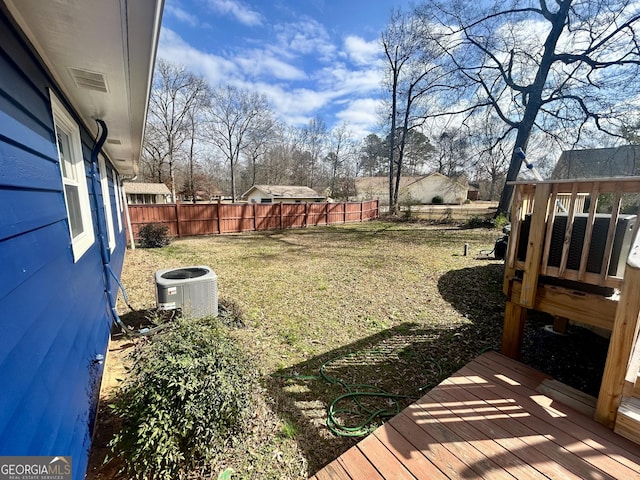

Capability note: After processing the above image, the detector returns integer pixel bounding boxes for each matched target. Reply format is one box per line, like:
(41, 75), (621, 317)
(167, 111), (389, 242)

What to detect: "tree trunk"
(495, 1), (571, 216)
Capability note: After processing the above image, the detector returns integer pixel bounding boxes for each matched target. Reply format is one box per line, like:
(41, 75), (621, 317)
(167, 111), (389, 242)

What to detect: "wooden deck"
(310, 351), (640, 479)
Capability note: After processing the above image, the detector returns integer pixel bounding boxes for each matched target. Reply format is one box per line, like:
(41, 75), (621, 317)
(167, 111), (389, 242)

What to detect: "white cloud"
(158, 28), (241, 84)
(206, 0), (263, 26)
(253, 82), (334, 125)
(274, 19), (336, 61)
(165, 3), (199, 27)
(343, 35), (381, 65)
(335, 98), (381, 139)
(236, 50), (307, 81)
(317, 64), (382, 97)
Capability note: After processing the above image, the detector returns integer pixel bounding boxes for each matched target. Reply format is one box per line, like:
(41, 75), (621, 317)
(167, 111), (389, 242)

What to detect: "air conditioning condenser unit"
(155, 265), (218, 318)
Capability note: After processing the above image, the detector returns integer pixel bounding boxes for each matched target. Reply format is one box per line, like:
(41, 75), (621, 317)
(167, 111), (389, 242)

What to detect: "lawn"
(88, 220), (608, 478)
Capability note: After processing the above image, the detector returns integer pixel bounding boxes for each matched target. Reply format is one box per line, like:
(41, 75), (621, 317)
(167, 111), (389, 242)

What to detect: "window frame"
(51, 92), (95, 262)
(98, 155), (116, 252)
(112, 169), (123, 233)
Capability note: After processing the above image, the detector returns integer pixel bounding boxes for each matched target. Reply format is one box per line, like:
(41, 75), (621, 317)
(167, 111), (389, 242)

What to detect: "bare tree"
(416, 0), (640, 214)
(325, 122), (356, 199)
(143, 60), (208, 201)
(467, 115), (510, 201)
(430, 128), (469, 177)
(382, 9), (454, 214)
(205, 85), (272, 201)
(243, 111), (277, 187)
(301, 117), (328, 188)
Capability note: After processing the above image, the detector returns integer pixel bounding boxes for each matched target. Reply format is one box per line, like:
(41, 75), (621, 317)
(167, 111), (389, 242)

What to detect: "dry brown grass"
(90, 221), (511, 478)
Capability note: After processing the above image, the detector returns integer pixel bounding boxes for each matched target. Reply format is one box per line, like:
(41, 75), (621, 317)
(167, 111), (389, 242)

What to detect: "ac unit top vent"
(161, 267), (209, 280)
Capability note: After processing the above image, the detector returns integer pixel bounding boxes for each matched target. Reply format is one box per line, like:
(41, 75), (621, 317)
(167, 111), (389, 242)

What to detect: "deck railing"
(504, 177), (640, 302)
(502, 177), (640, 429)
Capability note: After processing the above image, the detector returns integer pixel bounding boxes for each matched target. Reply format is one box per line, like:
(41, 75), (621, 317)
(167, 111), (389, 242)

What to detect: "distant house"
(551, 145), (640, 179)
(243, 185), (325, 204)
(0, 1), (162, 478)
(355, 174), (468, 205)
(124, 182), (171, 204)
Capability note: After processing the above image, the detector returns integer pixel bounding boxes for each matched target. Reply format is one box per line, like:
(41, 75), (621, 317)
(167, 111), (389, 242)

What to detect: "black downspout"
(89, 119), (129, 333)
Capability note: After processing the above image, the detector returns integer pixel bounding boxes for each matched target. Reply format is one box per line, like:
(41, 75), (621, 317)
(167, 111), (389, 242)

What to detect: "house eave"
(3, 0), (164, 176)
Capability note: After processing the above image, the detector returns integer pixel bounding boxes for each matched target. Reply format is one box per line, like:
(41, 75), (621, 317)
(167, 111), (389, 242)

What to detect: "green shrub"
(432, 195), (444, 205)
(138, 222), (170, 248)
(493, 213), (509, 230)
(109, 319), (256, 479)
(466, 215), (486, 228)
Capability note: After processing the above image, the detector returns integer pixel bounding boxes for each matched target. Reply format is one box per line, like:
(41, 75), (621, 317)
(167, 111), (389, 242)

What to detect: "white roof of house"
(124, 182), (171, 195)
(242, 185), (324, 199)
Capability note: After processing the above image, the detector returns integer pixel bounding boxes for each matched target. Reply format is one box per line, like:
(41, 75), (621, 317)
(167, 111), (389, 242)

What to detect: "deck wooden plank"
(467, 356), (640, 469)
(388, 411), (477, 480)
(397, 407), (515, 479)
(422, 385), (551, 480)
(475, 350), (550, 389)
(355, 434), (416, 480)
(463, 361), (638, 479)
(337, 445), (384, 480)
(429, 373), (588, 480)
(311, 352), (640, 480)
(373, 423), (449, 480)
(312, 459), (351, 480)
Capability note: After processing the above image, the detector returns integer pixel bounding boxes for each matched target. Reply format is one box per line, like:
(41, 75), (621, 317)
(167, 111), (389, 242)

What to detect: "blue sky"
(158, 0), (413, 138)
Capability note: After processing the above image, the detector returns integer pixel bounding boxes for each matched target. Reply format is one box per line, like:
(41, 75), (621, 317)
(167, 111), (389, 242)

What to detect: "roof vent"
(107, 138), (122, 145)
(68, 67), (109, 93)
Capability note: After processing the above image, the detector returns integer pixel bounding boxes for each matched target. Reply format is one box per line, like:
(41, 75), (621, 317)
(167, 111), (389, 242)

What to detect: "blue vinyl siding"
(0, 5), (126, 479)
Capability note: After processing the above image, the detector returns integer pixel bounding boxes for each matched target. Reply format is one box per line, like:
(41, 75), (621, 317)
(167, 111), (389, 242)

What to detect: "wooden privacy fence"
(127, 200), (379, 240)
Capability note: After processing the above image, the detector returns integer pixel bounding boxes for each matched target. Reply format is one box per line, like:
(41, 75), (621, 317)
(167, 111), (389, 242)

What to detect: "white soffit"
(4, 0), (164, 176)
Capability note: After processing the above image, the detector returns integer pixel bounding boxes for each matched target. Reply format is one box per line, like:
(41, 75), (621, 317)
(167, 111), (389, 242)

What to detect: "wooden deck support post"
(595, 242), (640, 427)
(501, 301), (527, 359)
(520, 183), (551, 308)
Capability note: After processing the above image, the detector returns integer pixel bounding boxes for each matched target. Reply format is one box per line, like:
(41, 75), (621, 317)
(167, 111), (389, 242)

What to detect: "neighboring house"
(355, 173), (468, 205)
(551, 145), (640, 179)
(124, 182), (171, 204)
(243, 185), (325, 204)
(0, 1), (162, 479)
(467, 183), (481, 201)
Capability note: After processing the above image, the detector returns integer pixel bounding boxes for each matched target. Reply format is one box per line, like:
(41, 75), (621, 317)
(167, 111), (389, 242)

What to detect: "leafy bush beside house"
(109, 318), (256, 479)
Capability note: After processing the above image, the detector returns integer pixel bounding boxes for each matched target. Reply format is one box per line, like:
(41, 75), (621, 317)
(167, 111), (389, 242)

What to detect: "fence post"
(304, 202), (308, 228)
(253, 202), (257, 232)
(360, 201), (363, 222)
(325, 202), (329, 225)
(175, 200), (182, 237)
(216, 199), (222, 234)
(279, 202), (283, 229)
(343, 202), (347, 223)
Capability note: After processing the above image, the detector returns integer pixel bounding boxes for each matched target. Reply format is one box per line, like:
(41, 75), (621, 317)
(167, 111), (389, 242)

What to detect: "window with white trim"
(112, 169), (123, 232)
(99, 155), (116, 252)
(51, 93), (95, 261)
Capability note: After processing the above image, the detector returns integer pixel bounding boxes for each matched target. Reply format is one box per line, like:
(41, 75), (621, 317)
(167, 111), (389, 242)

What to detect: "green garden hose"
(273, 350), (442, 437)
